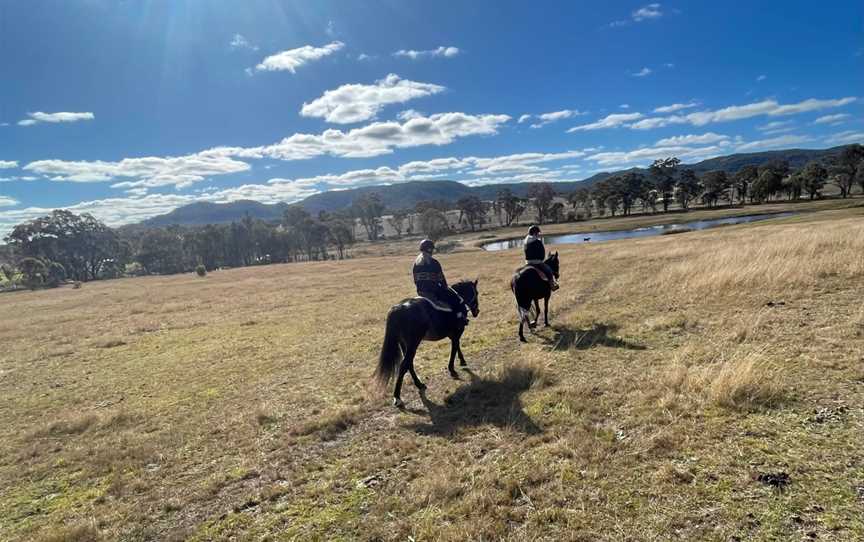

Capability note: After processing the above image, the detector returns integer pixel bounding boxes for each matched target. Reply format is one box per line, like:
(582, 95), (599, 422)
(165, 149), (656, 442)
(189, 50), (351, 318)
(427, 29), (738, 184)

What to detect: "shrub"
(125, 262), (146, 277)
(18, 257), (48, 289)
(195, 264), (207, 277)
(47, 261), (67, 286)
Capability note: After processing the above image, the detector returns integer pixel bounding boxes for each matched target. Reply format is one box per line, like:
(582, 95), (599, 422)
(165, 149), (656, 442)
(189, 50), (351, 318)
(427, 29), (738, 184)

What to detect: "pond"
(481, 212), (797, 251)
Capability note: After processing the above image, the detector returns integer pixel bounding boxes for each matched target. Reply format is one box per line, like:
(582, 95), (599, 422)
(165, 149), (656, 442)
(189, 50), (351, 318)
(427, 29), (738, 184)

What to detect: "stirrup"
(551, 281), (560, 291)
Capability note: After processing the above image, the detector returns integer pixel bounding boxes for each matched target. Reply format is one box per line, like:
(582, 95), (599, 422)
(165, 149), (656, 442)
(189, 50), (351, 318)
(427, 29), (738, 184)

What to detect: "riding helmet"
(419, 239), (435, 252)
(528, 225), (541, 235)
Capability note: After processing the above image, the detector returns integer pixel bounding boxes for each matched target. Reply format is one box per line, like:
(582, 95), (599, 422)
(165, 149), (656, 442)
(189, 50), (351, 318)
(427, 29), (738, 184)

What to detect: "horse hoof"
(448, 371), (459, 379)
(519, 336), (527, 343)
(393, 398), (405, 408)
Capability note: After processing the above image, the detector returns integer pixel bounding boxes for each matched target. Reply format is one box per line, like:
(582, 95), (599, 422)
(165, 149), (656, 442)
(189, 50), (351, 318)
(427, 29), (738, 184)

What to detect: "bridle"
(458, 284), (479, 316)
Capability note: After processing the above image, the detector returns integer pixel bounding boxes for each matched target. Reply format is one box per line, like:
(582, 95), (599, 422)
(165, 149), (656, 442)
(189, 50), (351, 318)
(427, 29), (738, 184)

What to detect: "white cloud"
(567, 112), (644, 132)
(517, 114), (531, 123)
(357, 53), (374, 61)
(757, 120), (794, 131)
(813, 113), (850, 125)
(393, 46), (460, 60)
(653, 101), (699, 113)
(632, 3), (663, 21)
(529, 109), (584, 128)
(0, 176), (38, 182)
(17, 111), (94, 126)
(0, 161), (17, 169)
(255, 41), (344, 73)
(620, 104), (630, 109)
(756, 75), (767, 82)
(213, 112), (511, 161)
(230, 34), (258, 51)
(654, 133), (730, 146)
(397, 109), (424, 121)
(625, 97), (857, 130)
(586, 144), (727, 168)
(632, 67), (653, 77)
(22, 112), (511, 189)
(300, 74), (445, 124)
(824, 131), (864, 145)
(23, 152), (252, 188)
(0, 195), (18, 207)
(734, 134), (812, 152)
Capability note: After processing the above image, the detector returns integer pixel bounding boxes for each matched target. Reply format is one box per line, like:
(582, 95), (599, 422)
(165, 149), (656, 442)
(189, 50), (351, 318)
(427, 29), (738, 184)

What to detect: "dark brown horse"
(376, 280), (480, 407)
(511, 252), (560, 342)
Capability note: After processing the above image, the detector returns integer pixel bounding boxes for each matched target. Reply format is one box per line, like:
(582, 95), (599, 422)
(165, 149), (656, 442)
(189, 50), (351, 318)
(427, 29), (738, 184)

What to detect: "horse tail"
(376, 308), (403, 386)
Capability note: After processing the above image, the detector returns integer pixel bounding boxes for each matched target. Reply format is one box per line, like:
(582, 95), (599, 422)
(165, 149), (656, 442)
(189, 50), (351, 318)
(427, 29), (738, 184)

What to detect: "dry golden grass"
(1, 198), (863, 541)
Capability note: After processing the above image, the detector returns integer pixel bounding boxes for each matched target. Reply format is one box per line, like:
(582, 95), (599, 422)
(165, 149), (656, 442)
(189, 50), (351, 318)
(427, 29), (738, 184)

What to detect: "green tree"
(733, 165), (758, 204)
(456, 196), (487, 231)
(800, 161), (828, 200)
(701, 170), (730, 207)
(676, 169), (702, 210)
(4, 210), (123, 281)
(418, 208), (450, 241)
(496, 189), (526, 226)
(830, 144), (864, 198)
(527, 183), (556, 224)
(757, 160), (790, 201)
(650, 157), (680, 212)
(387, 210), (409, 238)
(352, 193), (385, 241)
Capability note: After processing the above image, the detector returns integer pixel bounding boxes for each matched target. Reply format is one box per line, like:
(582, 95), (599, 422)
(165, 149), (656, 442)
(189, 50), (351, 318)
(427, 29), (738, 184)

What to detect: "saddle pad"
(414, 296), (453, 312)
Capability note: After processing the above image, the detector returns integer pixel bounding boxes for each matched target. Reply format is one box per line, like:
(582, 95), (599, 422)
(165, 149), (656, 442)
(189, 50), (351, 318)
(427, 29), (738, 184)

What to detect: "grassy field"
(2, 200), (863, 541)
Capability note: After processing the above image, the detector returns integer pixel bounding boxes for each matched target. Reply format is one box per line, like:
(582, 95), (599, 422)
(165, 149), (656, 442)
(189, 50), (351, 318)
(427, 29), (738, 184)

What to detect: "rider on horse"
(524, 225), (559, 290)
(413, 239), (469, 325)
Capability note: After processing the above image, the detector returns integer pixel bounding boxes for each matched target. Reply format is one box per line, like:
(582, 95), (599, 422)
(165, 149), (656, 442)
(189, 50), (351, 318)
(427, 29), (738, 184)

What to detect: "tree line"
(1, 145), (861, 289)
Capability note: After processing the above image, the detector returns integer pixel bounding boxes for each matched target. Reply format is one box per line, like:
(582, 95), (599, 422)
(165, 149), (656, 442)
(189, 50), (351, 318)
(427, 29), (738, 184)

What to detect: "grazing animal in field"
(511, 252), (560, 342)
(376, 280), (480, 407)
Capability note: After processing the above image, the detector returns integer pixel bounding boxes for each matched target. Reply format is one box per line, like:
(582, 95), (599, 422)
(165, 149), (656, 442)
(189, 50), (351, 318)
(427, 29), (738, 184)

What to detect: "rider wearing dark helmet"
(524, 225), (559, 290)
(413, 239), (468, 324)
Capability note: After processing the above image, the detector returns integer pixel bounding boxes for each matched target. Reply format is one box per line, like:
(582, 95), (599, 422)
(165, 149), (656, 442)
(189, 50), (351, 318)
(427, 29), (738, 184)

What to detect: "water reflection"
(482, 212), (796, 251)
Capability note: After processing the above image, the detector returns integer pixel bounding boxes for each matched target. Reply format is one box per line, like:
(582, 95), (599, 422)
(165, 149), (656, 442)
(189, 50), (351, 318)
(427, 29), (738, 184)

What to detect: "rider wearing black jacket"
(413, 239), (468, 324)
(524, 225), (559, 290)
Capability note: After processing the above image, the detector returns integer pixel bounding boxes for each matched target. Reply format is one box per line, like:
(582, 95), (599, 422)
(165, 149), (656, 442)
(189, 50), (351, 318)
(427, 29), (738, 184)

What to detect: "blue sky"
(1, 0), (862, 232)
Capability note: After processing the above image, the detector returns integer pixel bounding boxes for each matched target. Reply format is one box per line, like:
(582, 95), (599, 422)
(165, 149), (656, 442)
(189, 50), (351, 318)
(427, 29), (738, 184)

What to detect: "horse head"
(545, 251), (560, 279)
(454, 279), (480, 317)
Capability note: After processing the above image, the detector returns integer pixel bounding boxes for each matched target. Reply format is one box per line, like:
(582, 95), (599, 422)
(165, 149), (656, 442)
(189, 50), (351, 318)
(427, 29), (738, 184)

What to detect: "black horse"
(511, 252), (560, 342)
(376, 280), (480, 407)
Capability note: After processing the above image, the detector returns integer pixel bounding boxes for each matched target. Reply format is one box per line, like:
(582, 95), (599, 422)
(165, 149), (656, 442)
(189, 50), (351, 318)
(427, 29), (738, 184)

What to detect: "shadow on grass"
(407, 367), (541, 437)
(541, 323), (646, 351)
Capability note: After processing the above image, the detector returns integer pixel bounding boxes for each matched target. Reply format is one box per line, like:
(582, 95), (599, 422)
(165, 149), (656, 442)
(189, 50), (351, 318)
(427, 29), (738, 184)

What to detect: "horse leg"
(457, 343), (467, 367)
(393, 342), (418, 407)
(518, 314), (527, 342)
(447, 338), (459, 378)
(544, 294), (551, 327)
(531, 299), (540, 327)
(408, 352), (426, 391)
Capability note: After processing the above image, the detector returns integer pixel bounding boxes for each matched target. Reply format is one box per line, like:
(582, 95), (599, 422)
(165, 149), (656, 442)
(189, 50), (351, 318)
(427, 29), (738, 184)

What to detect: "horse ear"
(474, 278), (479, 286)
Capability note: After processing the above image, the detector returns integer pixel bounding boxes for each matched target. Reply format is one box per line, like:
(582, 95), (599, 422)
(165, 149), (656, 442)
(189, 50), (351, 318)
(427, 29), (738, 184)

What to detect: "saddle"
(414, 296), (454, 312)
(517, 264), (551, 283)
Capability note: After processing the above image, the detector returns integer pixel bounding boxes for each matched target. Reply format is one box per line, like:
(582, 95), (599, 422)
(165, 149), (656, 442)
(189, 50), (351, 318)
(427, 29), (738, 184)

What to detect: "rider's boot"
(550, 277), (560, 291)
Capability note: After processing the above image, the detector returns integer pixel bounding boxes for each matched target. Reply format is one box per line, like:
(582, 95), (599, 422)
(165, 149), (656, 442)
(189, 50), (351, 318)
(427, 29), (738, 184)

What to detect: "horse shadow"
(541, 323), (645, 351)
(405, 368), (541, 437)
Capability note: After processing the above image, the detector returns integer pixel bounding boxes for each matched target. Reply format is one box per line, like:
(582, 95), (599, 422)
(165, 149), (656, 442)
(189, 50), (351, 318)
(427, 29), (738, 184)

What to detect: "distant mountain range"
(141, 146), (849, 227)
